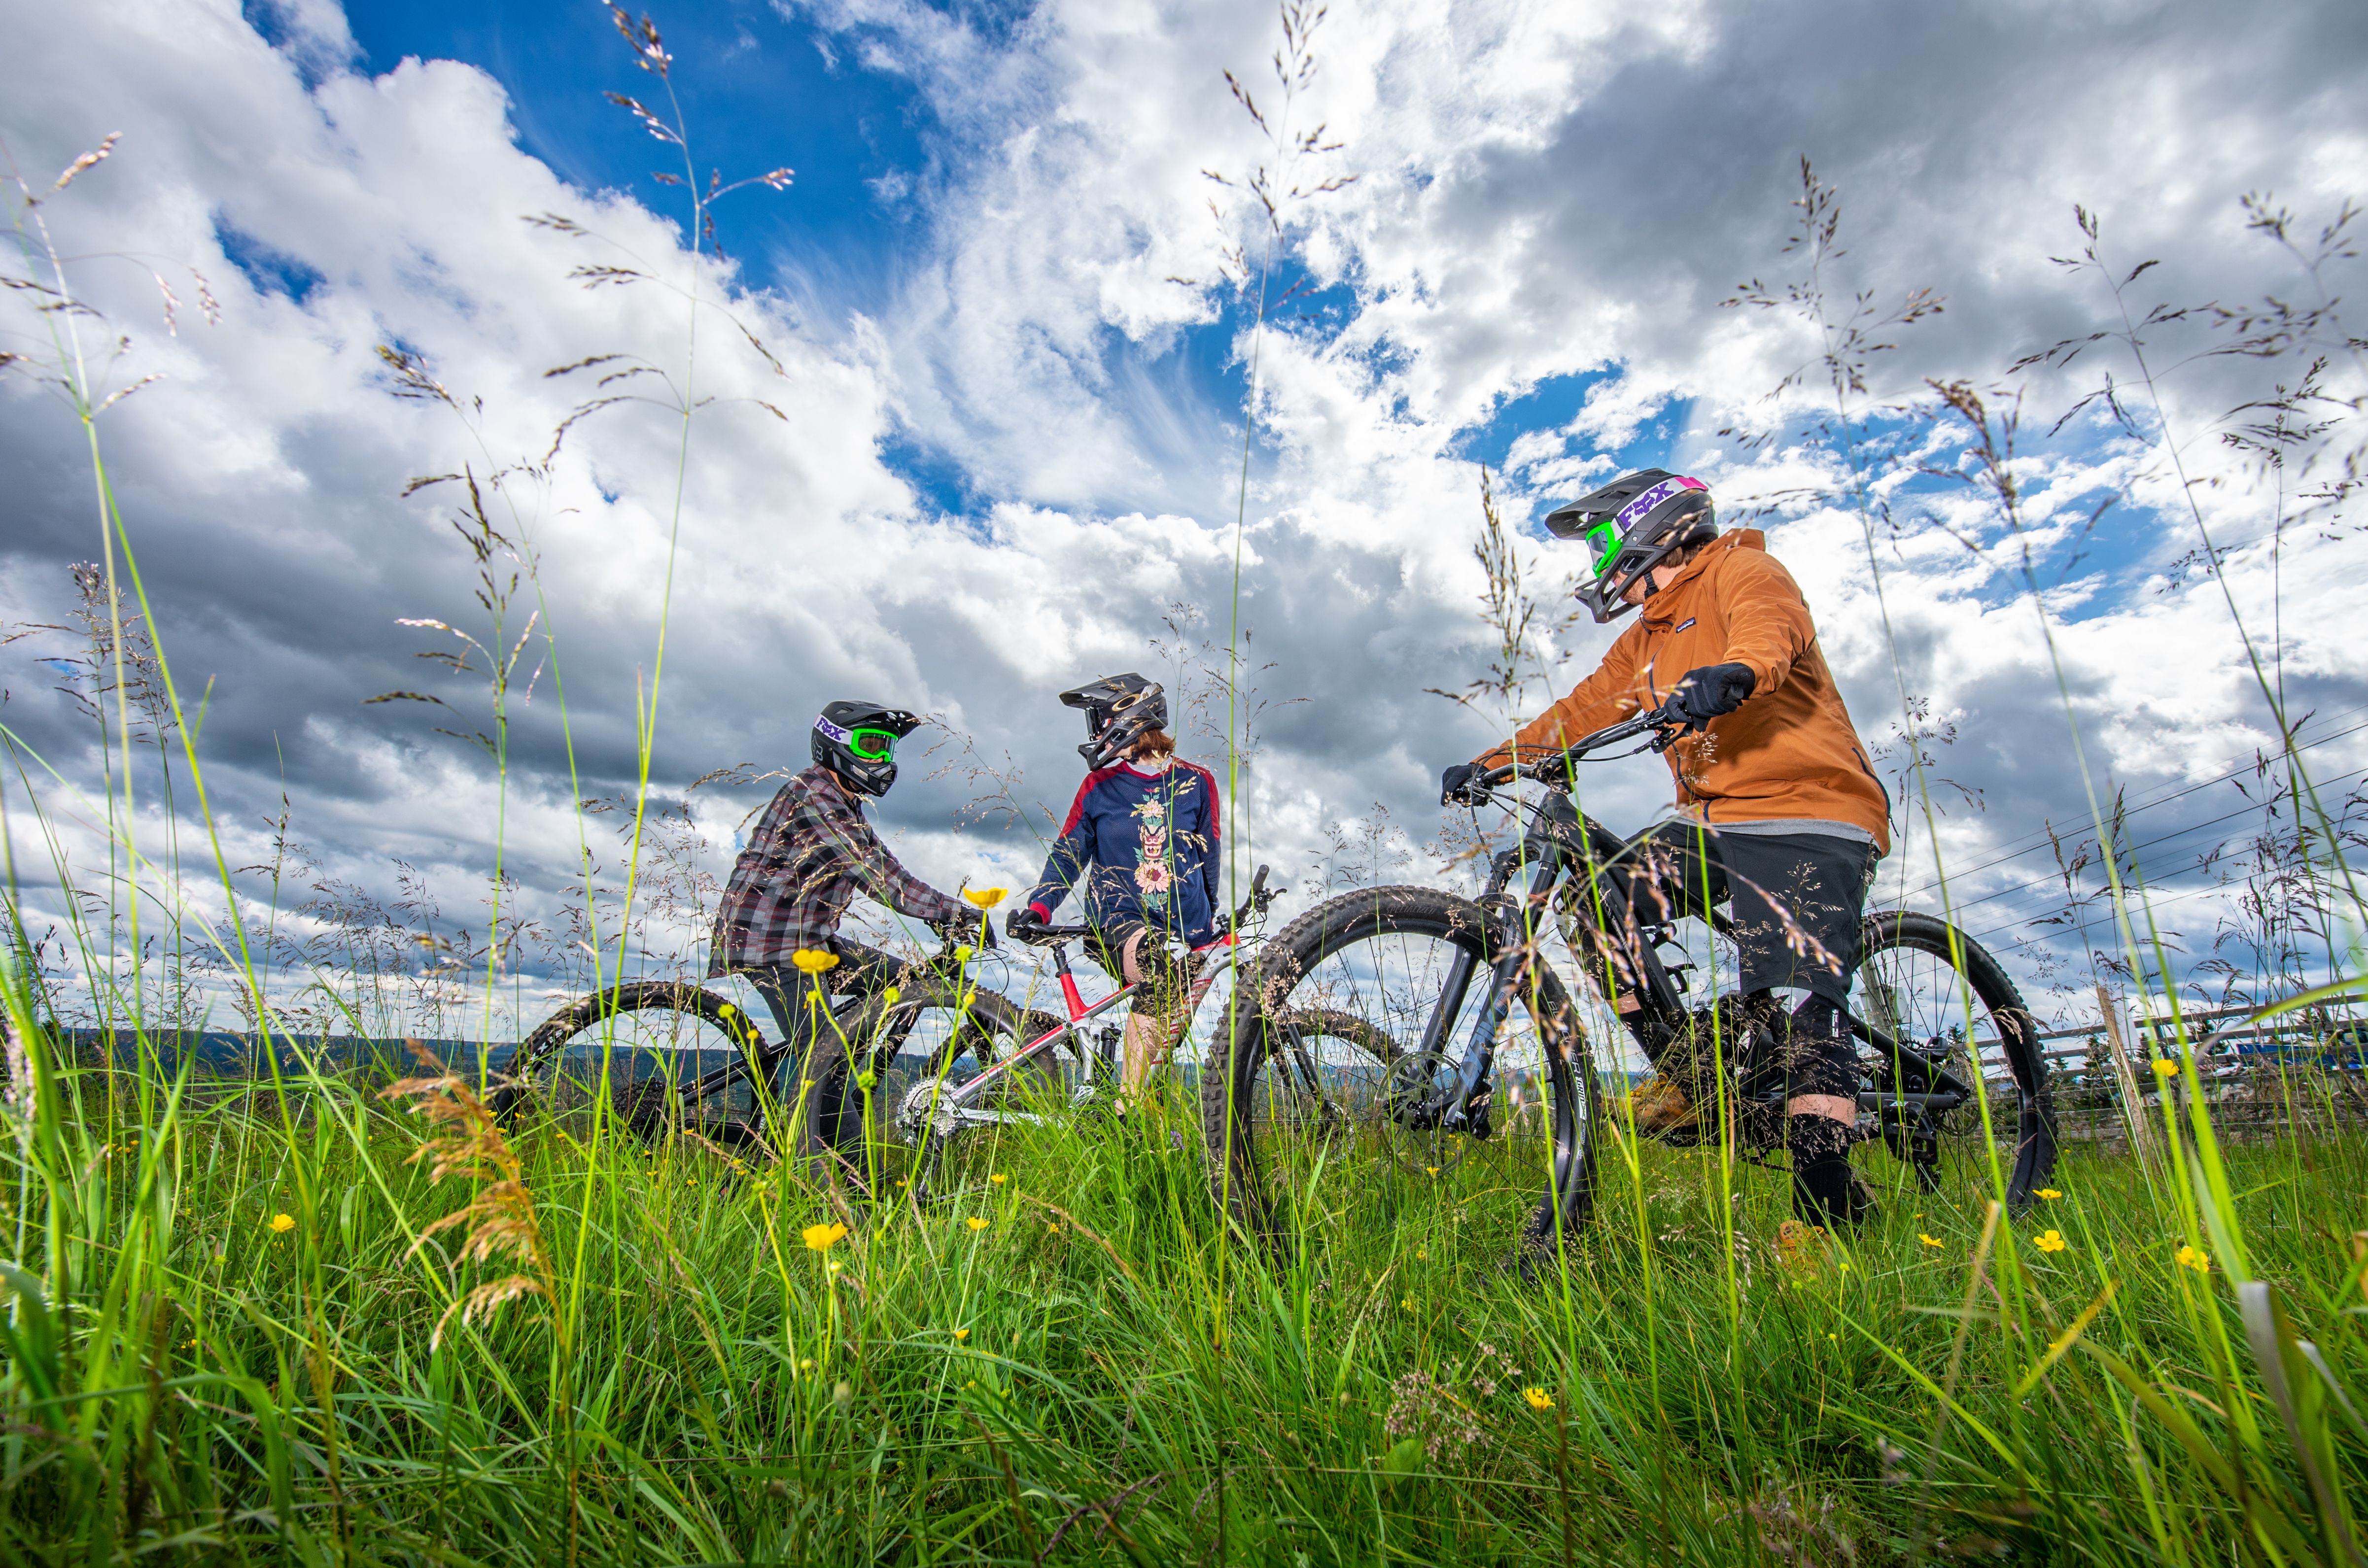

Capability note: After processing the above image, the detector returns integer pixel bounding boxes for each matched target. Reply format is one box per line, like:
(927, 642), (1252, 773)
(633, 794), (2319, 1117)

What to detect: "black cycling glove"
(1005, 906), (1049, 942)
(1440, 761), (1485, 805)
(1656, 663), (1756, 732)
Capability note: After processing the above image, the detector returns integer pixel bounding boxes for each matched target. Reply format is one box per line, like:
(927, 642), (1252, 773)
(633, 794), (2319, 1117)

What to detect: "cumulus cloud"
(3, 0), (2364, 1034)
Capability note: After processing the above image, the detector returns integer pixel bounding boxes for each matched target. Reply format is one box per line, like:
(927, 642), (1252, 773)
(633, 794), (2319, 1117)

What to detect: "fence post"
(2095, 985), (2158, 1162)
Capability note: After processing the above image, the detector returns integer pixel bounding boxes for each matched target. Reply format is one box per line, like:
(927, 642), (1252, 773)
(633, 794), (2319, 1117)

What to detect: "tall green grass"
(0, 1050), (2361, 1562)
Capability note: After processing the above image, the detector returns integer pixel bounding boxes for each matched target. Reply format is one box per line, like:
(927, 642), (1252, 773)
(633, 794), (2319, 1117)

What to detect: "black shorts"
(1597, 823), (1877, 1005)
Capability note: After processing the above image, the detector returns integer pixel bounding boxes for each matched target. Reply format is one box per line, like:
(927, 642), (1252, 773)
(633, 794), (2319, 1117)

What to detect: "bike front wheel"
(1206, 886), (1600, 1266)
(802, 976), (1064, 1197)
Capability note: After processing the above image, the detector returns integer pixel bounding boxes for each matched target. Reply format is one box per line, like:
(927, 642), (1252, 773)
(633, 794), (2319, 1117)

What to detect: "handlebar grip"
(1252, 863), (1269, 893)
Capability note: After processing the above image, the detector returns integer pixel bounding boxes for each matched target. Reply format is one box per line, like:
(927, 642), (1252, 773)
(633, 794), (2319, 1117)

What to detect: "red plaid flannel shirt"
(707, 766), (968, 973)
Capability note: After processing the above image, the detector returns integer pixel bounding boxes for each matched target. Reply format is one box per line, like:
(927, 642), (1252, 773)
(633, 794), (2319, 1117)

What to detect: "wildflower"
(1827, 1332), (1838, 1342)
(1522, 1387), (1553, 1412)
(269, 1213), (296, 1234)
(825, 1260), (843, 1274)
(1424, 1165), (1440, 1178)
(953, 1328), (970, 1342)
(881, 987), (900, 1007)
(1400, 1298), (1413, 1310)
(966, 1216), (989, 1231)
(963, 887), (1008, 909)
(2034, 1229), (2068, 1254)
(1414, 1249), (1427, 1260)
(2036, 1188), (2062, 1201)
(989, 1173), (1008, 1185)
(803, 1222), (848, 1252)
(2175, 1244), (2211, 1274)
(792, 949), (840, 976)
(2151, 1058), (2178, 1077)
(1918, 1233), (1943, 1249)
(799, 1357), (816, 1373)
(1046, 1223), (1060, 1234)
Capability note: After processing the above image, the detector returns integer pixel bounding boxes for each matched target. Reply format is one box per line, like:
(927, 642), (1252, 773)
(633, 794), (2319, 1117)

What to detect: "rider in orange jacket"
(1442, 471), (1889, 1228)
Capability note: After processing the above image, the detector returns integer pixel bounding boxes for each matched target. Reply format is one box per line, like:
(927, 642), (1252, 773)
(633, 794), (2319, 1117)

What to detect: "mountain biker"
(1439, 470), (1891, 1229)
(1008, 674), (1222, 1106)
(708, 701), (979, 1134)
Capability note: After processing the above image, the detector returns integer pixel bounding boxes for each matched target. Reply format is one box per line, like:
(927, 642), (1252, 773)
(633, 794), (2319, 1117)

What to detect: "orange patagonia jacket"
(1474, 529), (1891, 854)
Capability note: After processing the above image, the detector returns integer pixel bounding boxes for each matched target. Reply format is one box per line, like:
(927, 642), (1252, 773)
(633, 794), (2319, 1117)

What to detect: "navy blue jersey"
(1025, 760), (1223, 945)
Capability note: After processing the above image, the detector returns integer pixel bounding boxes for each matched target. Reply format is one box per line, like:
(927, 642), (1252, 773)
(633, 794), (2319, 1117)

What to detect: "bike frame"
(933, 930), (1248, 1116)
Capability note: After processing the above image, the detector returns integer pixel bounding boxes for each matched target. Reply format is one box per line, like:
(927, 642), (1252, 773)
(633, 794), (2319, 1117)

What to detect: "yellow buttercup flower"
(2175, 1244), (2211, 1274)
(1424, 1166), (1440, 1177)
(963, 887), (1008, 909)
(966, 1216), (989, 1231)
(2151, 1058), (2178, 1077)
(952, 1328), (970, 1342)
(268, 1213), (296, 1235)
(802, 1222), (848, 1253)
(792, 949), (841, 976)
(989, 1173), (1008, 1185)
(1522, 1387), (1553, 1412)
(2036, 1188), (2062, 1200)
(1414, 1249), (1427, 1260)
(2034, 1229), (2068, 1254)
(1918, 1233), (1943, 1249)
(881, 987), (901, 1007)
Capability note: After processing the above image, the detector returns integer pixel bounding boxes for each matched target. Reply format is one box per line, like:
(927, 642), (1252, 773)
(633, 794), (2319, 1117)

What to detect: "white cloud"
(5, 0), (2365, 1036)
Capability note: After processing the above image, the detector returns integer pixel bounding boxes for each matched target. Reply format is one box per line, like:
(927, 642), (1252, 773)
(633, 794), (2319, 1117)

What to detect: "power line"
(1889, 708), (2368, 905)
(1941, 763), (2368, 926)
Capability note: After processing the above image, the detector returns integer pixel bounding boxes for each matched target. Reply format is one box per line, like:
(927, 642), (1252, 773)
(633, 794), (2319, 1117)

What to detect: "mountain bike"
(493, 926), (1001, 1160)
(499, 873), (1292, 1191)
(809, 867), (1289, 1199)
(1203, 712), (2055, 1262)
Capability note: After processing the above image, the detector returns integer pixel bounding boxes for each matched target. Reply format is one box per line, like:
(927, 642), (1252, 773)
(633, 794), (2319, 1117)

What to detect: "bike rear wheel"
(1207, 886), (1600, 1266)
(499, 981), (787, 1152)
(1852, 911), (2055, 1210)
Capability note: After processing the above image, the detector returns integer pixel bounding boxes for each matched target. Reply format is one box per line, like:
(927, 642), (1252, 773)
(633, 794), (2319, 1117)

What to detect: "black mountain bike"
(1204, 712), (2055, 1261)
(493, 909), (1066, 1161)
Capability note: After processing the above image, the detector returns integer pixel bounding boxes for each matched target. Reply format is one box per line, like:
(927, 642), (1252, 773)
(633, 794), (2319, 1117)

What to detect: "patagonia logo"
(1672, 617), (1697, 633)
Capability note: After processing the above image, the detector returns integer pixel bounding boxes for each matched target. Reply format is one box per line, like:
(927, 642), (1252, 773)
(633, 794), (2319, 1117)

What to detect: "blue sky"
(6, 0), (2365, 1026)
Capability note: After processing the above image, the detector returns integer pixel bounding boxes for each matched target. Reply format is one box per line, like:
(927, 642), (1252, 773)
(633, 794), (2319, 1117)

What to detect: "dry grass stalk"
(380, 1050), (555, 1350)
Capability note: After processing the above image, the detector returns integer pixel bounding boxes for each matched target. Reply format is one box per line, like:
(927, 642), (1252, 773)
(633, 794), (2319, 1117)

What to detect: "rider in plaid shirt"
(708, 703), (970, 1083)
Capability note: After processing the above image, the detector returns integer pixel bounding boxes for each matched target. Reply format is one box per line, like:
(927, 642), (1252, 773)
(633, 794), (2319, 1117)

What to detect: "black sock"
(1786, 1113), (1864, 1227)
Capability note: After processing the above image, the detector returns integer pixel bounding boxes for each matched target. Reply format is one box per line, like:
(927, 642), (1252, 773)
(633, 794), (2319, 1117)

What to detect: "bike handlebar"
(1476, 711), (1677, 790)
(1010, 864), (1280, 947)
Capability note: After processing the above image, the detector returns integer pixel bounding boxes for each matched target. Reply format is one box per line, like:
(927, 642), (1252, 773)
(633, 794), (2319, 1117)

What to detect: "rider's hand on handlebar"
(1005, 905), (1050, 942)
(1440, 761), (1488, 806)
(1652, 662), (1755, 733)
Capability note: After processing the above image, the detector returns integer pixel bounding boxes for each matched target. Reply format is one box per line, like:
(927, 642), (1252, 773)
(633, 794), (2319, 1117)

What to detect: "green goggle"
(817, 716), (899, 760)
(1584, 520), (1625, 579)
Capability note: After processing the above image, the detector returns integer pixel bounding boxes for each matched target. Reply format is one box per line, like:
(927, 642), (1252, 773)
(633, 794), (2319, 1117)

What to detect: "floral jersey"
(1025, 760), (1223, 946)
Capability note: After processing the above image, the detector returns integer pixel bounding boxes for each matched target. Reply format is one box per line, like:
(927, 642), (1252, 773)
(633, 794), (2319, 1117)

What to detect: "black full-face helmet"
(1544, 469), (1718, 623)
(812, 700), (922, 797)
(1059, 673), (1168, 770)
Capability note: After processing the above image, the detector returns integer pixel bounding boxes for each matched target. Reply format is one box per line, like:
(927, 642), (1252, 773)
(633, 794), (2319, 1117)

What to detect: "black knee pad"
(1783, 994), (1860, 1100)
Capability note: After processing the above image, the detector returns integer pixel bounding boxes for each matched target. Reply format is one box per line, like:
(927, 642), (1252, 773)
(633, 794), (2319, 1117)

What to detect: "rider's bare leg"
(1115, 930), (1163, 1101)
